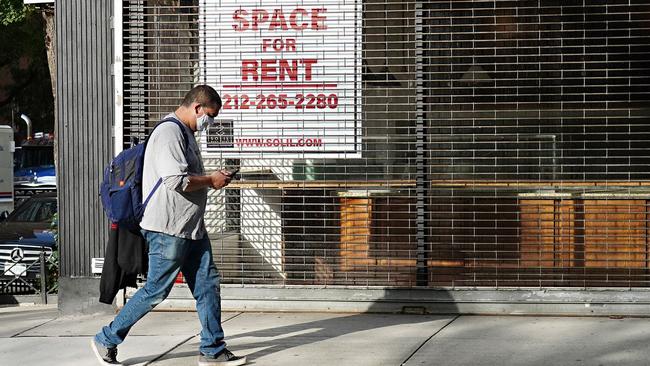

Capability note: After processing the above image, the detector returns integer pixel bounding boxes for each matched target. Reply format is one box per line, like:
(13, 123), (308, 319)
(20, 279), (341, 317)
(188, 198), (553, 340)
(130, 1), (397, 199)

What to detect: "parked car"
(0, 193), (57, 279)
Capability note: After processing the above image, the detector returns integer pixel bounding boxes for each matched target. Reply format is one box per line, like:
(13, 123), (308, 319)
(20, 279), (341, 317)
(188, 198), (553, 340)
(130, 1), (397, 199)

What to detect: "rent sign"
(199, 0), (362, 158)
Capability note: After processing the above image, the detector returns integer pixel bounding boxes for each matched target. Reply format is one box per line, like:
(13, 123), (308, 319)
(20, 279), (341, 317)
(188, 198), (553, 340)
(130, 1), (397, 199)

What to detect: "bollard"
(39, 249), (47, 304)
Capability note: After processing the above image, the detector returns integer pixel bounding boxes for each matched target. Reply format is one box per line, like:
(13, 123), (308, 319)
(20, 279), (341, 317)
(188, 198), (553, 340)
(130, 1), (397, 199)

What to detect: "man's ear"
(193, 102), (202, 114)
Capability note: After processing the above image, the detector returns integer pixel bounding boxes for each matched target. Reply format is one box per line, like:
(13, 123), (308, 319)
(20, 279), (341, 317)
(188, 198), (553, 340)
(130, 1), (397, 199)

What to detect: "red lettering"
(262, 39), (297, 52)
(269, 9), (289, 31)
(273, 39), (284, 51)
(251, 9), (269, 30)
(242, 59), (318, 81)
(302, 59), (317, 81)
(234, 8), (326, 31)
(261, 39), (272, 52)
(232, 9), (249, 31)
(311, 8), (327, 30)
(241, 60), (258, 81)
(285, 39), (297, 52)
(289, 8), (308, 30)
(261, 59), (276, 81)
(279, 60), (298, 81)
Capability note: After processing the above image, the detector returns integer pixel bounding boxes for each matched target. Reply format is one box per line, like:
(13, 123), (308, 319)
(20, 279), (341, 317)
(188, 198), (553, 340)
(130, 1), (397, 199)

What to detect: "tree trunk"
(42, 7), (55, 101)
(41, 6), (58, 181)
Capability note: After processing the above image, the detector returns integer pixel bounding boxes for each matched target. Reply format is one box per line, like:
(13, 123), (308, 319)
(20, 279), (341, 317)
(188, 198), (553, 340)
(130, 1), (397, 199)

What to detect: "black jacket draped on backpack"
(99, 223), (148, 304)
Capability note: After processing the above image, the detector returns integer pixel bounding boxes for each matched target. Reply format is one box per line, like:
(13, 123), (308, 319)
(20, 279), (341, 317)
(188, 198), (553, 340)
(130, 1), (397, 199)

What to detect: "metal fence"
(0, 247), (58, 302)
(118, 0), (650, 289)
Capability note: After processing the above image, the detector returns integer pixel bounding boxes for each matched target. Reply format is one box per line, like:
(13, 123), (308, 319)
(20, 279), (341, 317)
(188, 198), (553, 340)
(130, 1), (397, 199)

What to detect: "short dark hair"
(181, 85), (222, 109)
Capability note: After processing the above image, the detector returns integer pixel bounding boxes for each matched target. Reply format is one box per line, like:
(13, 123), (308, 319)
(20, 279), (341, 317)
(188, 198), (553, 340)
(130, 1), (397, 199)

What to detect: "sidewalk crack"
(400, 315), (461, 366)
(11, 317), (57, 338)
(144, 334), (197, 366)
(223, 312), (244, 323)
(143, 312), (243, 365)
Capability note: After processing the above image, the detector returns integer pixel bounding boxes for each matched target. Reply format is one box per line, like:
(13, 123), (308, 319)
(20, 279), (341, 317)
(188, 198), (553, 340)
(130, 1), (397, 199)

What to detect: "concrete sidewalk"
(1, 305), (650, 366)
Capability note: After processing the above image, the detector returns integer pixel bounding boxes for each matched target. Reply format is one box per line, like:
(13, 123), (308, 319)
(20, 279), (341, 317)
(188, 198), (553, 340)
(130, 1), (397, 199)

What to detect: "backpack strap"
(141, 116), (192, 208)
(142, 178), (163, 209)
(145, 116), (191, 151)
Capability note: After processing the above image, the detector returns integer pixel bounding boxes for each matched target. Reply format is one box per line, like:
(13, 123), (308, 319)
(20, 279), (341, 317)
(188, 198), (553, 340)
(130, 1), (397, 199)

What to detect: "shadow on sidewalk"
(224, 313), (456, 361)
(120, 289), (458, 365)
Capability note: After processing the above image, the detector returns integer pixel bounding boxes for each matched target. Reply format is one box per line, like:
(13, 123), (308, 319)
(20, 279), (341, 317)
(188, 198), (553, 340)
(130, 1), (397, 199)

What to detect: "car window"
(20, 147), (54, 168)
(10, 201), (40, 221)
(34, 201), (56, 221)
(9, 199), (57, 222)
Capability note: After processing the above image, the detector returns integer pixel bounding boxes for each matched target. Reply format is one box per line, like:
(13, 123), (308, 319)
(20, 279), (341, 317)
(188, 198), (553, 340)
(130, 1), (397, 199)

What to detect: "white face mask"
(196, 108), (214, 132)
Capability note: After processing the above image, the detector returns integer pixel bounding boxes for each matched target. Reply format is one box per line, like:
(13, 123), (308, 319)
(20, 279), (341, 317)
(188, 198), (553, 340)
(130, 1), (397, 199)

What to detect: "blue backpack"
(100, 117), (190, 229)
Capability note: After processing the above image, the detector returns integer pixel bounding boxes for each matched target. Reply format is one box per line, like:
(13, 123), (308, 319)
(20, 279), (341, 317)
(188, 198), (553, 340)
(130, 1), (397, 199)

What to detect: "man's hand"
(184, 171), (233, 192)
(210, 170), (232, 189)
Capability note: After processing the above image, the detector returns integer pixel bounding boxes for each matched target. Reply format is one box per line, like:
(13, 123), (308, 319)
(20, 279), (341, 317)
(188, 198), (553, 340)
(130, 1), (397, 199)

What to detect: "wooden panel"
(520, 200), (556, 267)
(556, 201), (576, 267)
(519, 200), (575, 268)
(431, 180), (650, 188)
(584, 200), (647, 268)
(340, 198), (372, 271)
(337, 197), (418, 285)
(229, 180), (415, 189)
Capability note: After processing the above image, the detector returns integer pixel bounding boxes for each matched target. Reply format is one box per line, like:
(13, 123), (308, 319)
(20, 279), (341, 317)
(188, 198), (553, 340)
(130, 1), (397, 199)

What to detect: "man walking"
(92, 85), (247, 366)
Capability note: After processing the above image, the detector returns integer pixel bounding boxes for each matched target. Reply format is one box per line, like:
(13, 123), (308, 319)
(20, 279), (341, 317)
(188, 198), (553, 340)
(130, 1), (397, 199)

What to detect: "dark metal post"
(39, 249), (47, 304)
(415, 0), (428, 286)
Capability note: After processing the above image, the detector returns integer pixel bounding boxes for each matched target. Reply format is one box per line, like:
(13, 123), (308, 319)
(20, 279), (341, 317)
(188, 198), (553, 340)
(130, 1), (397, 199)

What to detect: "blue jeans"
(95, 230), (225, 356)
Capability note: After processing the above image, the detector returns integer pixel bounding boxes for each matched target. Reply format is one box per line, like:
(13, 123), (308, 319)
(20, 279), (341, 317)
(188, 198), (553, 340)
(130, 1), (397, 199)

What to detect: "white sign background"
(200, 0), (362, 158)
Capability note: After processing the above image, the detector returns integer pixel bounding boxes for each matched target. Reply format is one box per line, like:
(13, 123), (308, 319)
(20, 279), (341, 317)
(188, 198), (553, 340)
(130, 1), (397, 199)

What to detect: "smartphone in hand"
(226, 168), (240, 179)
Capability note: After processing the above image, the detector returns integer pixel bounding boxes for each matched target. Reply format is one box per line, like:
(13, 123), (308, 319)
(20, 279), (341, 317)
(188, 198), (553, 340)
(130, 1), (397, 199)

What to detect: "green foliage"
(0, 6), (53, 133)
(0, 0), (33, 26)
(50, 212), (58, 241)
(47, 212), (58, 292)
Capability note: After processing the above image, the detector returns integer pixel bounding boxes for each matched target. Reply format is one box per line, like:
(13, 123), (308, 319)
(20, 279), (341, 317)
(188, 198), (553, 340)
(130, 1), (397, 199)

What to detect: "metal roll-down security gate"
(114, 0), (650, 313)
